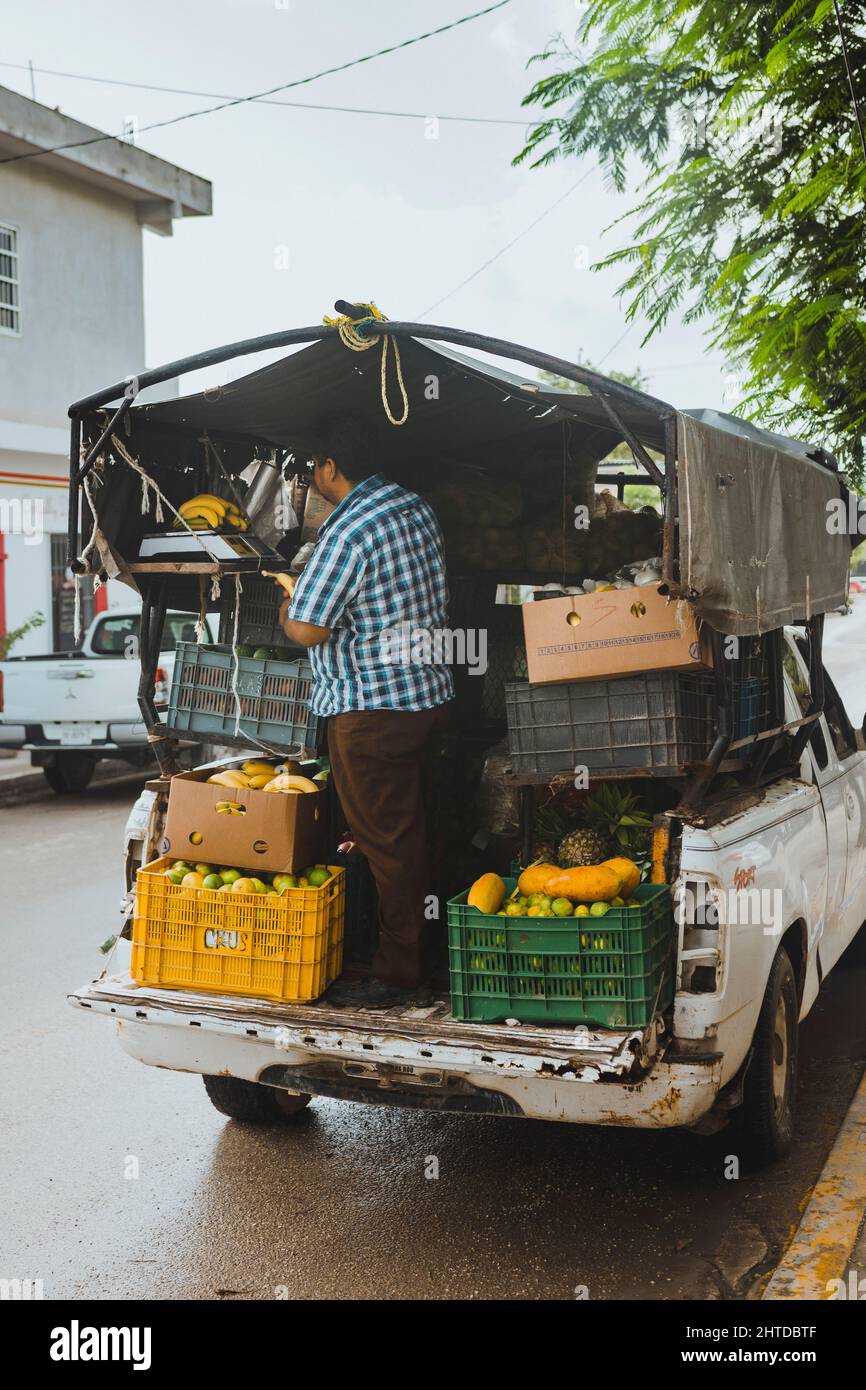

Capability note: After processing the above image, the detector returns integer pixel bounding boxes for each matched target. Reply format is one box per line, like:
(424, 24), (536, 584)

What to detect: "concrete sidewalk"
(0, 750), (38, 782)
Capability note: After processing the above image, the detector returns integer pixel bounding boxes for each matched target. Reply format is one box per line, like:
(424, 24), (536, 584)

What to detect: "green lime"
(166, 869), (186, 886)
(308, 867), (330, 887)
(203, 874), (223, 891)
(506, 902), (526, 917)
(250, 878), (268, 894)
(220, 869), (241, 884)
(575, 904), (590, 916)
(551, 897), (574, 917)
(610, 896), (625, 907)
(195, 863), (216, 877)
(590, 901), (611, 917)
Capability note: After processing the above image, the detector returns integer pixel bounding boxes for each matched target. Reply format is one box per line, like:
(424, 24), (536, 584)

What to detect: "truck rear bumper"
(70, 975), (721, 1129)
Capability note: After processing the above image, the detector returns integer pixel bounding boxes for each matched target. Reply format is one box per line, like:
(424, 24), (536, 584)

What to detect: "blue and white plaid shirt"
(288, 473), (455, 716)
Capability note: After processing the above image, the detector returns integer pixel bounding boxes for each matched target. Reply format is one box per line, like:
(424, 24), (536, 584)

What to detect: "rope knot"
(323, 300), (409, 426)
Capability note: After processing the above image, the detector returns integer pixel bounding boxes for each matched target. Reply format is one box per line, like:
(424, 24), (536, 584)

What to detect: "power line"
(832, 0), (866, 163)
(597, 321), (635, 368)
(0, 59), (531, 128)
(0, 0), (514, 166)
(416, 165), (594, 319)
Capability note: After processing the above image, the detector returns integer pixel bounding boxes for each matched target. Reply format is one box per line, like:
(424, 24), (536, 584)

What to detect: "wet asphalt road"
(1, 771), (865, 1302)
(1, 601), (863, 1302)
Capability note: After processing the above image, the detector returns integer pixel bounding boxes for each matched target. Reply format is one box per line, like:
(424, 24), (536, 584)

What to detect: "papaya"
(543, 865), (622, 904)
(517, 863), (560, 897)
(602, 857), (641, 897)
(467, 872), (506, 915)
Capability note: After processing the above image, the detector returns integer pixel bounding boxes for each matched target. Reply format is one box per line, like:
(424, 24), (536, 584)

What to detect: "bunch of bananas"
(206, 760), (321, 795)
(208, 760), (282, 791)
(172, 493), (248, 532)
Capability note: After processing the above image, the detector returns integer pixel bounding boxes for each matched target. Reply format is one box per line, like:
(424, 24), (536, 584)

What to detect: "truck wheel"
(202, 1075), (312, 1123)
(739, 946), (798, 1167)
(42, 754), (95, 794)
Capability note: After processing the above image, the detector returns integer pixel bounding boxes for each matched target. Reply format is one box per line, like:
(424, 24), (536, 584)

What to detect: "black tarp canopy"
(72, 320), (852, 635)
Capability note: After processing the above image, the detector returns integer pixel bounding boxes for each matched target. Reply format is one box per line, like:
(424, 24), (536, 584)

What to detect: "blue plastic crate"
(165, 642), (322, 753)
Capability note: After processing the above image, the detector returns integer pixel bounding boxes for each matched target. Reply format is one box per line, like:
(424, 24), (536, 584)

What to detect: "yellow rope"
(323, 300), (409, 426)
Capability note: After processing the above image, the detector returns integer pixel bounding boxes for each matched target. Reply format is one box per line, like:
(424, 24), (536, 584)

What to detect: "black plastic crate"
(505, 672), (716, 776)
(218, 575), (287, 651)
(335, 850), (380, 963)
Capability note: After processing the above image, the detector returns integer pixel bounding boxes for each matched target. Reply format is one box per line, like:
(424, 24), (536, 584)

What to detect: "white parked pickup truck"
(69, 630), (866, 1166)
(0, 608), (211, 793)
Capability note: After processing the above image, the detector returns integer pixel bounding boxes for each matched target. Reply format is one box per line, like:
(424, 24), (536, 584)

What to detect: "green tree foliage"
(516, 1), (866, 480)
(0, 611), (44, 658)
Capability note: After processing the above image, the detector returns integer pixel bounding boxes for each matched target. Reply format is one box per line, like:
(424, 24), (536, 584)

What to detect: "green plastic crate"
(447, 881), (674, 1028)
(164, 642), (322, 753)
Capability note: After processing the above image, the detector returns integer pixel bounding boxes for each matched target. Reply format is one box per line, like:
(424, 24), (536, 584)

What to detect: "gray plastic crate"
(505, 672), (716, 775)
(165, 642), (322, 753)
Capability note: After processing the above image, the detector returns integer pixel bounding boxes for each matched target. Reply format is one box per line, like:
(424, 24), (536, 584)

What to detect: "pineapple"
(557, 825), (610, 868)
(531, 839), (560, 865)
(559, 785), (653, 866)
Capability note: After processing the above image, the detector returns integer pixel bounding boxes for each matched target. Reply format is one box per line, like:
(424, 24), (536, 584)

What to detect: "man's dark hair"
(314, 412), (377, 483)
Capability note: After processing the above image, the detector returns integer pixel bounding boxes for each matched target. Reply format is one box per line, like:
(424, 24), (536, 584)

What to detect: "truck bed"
(69, 972), (655, 1078)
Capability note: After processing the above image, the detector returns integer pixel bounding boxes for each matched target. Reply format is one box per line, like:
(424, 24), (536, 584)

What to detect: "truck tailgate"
(1, 657), (138, 725)
(69, 973), (654, 1081)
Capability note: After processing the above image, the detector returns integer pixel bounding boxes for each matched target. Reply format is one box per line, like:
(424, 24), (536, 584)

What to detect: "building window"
(0, 223), (20, 335)
(51, 534), (93, 651)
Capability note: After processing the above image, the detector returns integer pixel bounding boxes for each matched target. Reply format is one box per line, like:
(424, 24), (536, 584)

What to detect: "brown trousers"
(327, 705), (449, 988)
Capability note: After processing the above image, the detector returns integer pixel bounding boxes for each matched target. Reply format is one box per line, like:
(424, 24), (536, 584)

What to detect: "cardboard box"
(161, 767), (326, 874)
(521, 586), (711, 686)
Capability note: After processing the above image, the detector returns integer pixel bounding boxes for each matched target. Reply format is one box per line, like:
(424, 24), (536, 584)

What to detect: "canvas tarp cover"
(677, 412), (850, 636)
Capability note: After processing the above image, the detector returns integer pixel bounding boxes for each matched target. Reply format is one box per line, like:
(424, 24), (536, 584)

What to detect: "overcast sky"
(4, 0), (731, 407)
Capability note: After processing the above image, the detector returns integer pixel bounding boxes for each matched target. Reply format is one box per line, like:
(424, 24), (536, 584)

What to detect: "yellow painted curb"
(763, 1069), (866, 1300)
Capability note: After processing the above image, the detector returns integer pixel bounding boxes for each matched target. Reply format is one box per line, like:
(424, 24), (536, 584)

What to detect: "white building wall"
(0, 161), (148, 651)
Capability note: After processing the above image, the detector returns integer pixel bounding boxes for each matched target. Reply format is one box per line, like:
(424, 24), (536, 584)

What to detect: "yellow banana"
(263, 773), (320, 794)
(180, 494), (227, 517)
(247, 773), (274, 790)
(180, 505), (221, 529)
(261, 571), (295, 594)
(242, 760), (280, 778)
(215, 799), (245, 813)
(207, 770), (251, 789)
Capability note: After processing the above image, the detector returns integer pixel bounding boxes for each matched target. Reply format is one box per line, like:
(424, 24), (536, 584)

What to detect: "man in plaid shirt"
(280, 414), (453, 1008)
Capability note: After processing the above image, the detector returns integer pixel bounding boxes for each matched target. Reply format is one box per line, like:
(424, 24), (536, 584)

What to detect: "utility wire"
(0, 59), (530, 128)
(416, 164), (594, 318)
(0, 0), (513, 166)
(832, 0), (866, 163)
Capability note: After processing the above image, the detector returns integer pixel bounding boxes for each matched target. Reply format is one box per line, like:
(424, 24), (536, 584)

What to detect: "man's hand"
(279, 597), (331, 648)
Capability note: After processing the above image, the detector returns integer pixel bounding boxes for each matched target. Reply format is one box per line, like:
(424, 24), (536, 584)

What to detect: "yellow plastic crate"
(131, 857), (345, 1002)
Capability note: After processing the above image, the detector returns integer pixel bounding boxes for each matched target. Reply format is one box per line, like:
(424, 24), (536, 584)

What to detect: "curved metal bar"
(68, 317), (676, 421)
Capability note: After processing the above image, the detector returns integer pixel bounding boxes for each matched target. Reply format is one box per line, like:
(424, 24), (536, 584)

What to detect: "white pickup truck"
(0, 607), (211, 793)
(69, 630), (866, 1166)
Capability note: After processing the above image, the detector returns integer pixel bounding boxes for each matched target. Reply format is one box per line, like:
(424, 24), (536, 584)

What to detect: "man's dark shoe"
(325, 976), (434, 1010)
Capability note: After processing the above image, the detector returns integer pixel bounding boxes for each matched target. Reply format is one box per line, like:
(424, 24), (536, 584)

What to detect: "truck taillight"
(675, 877), (723, 994)
(154, 666), (169, 706)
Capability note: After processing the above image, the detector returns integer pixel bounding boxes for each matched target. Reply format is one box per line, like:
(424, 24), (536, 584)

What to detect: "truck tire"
(42, 753), (96, 794)
(202, 1075), (312, 1122)
(739, 946), (798, 1167)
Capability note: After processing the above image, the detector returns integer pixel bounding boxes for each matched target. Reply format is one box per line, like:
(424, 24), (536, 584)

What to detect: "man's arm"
(283, 529), (366, 647)
(278, 598), (330, 648)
